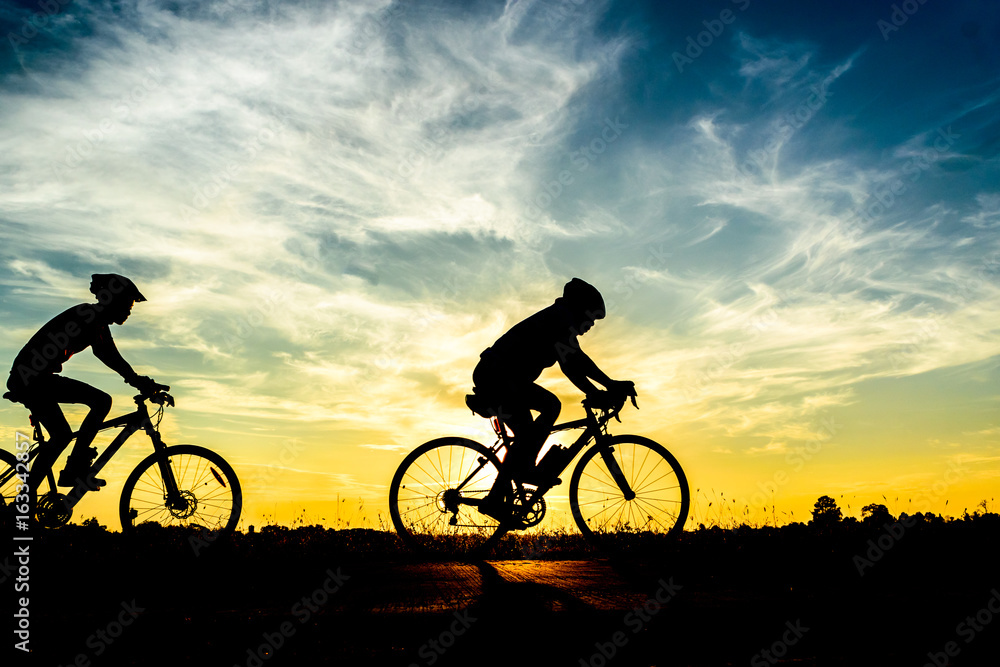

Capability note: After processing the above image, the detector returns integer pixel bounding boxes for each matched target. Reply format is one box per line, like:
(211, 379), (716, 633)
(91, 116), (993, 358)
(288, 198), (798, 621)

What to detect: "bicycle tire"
(119, 444), (242, 534)
(0, 449), (23, 528)
(389, 437), (510, 556)
(569, 435), (689, 543)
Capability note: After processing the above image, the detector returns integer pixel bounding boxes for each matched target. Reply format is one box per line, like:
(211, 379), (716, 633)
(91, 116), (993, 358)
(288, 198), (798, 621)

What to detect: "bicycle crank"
(511, 492), (546, 529)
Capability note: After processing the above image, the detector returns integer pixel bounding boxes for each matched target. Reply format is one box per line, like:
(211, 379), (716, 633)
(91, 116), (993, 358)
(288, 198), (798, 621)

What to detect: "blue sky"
(1, 0), (998, 527)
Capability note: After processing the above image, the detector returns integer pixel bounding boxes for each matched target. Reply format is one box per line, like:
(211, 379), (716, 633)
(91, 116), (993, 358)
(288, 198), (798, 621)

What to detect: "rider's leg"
(504, 385), (561, 476)
(39, 376), (112, 487)
(481, 386), (561, 517)
(50, 378), (112, 458)
(24, 399), (73, 492)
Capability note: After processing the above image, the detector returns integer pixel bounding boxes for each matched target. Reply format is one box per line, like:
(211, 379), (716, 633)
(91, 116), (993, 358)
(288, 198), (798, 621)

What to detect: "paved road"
(350, 560), (653, 614)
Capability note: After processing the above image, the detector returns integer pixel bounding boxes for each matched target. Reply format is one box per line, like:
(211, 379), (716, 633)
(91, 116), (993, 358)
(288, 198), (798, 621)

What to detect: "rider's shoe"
(478, 495), (514, 524)
(57, 467), (106, 489)
(511, 462), (561, 487)
(516, 471), (561, 487)
(58, 448), (106, 489)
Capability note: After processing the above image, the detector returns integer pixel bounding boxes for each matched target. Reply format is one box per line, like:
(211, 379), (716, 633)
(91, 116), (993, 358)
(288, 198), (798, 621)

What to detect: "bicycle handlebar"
(582, 388), (638, 423)
(135, 382), (173, 407)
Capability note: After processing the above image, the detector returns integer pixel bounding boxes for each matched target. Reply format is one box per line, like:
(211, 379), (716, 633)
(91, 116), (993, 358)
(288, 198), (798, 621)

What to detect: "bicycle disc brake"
(167, 490), (198, 519)
(37, 492), (73, 528)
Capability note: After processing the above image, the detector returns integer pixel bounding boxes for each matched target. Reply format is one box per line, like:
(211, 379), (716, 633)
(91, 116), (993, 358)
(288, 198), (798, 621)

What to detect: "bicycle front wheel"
(570, 436), (689, 542)
(119, 444), (242, 534)
(389, 437), (509, 556)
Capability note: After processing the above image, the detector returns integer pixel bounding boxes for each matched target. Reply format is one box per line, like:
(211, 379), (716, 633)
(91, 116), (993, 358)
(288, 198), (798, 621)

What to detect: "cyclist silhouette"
(470, 278), (634, 519)
(4, 274), (160, 490)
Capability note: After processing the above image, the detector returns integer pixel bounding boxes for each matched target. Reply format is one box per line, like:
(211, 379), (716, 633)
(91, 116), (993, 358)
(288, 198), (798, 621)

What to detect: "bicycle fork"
(598, 446), (636, 501)
(148, 434), (189, 512)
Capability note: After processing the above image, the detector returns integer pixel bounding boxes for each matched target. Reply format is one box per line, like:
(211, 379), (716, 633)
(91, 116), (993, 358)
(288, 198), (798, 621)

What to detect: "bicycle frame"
(14, 394), (183, 513)
(461, 400), (636, 513)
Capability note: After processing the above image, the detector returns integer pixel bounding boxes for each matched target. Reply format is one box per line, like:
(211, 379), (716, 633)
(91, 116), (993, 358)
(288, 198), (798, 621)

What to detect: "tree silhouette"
(861, 503), (894, 526)
(811, 495), (842, 526)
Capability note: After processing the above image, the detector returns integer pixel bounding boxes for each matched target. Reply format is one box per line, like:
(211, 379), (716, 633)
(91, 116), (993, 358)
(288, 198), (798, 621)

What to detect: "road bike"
(389, 391), (689, 554)
(1, 385), (242, 533)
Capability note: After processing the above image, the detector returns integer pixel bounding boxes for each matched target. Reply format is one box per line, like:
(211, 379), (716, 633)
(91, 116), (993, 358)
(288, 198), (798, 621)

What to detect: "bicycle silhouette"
(389, 390), (689, 554)
(1, 384), (242, 533)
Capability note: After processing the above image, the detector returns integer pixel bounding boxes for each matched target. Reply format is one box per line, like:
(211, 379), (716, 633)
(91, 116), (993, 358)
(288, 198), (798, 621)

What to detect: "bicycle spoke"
(571, 438), (689, 540)
(390, 439), (506, 556)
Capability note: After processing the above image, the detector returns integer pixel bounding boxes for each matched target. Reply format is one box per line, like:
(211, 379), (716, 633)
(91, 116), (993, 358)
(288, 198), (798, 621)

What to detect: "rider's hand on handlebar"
(128, 375), (168, 396)
(608, 379), (638, 408)
(586, 381), (639, 418)
(608, 379), (636, 397)
(587, 390), (618, 411)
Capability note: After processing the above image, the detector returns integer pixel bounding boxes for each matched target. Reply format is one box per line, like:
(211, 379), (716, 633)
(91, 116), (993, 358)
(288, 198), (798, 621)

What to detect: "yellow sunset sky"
(1, 0), (998, 530)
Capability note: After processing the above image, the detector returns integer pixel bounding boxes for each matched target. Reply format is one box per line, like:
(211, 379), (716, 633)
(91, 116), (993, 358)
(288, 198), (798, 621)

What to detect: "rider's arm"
(558, 347), (613, 394)
(559, 344), (635, 400)
(91, 327), (141, 384)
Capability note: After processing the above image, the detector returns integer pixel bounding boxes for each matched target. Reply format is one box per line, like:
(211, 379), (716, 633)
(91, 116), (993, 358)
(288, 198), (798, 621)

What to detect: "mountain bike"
(0, 385), (242, 533)
(389, 391), (689, 555)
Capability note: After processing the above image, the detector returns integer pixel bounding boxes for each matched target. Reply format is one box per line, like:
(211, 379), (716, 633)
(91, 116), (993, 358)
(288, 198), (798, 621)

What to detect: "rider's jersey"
(8, 303), (118, 389)
(478, 301), (581, 386)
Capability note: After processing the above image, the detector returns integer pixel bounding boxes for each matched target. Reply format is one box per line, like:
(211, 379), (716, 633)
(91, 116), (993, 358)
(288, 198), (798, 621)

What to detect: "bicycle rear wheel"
(0, 449), (23, 528)
(389, 437), (509, 556)
(119, 444), (242, 534)
(569, 436), (689, 543)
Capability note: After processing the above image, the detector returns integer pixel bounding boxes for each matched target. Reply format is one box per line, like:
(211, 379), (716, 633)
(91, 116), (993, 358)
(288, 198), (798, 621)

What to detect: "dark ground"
(4, 515), (999, 666)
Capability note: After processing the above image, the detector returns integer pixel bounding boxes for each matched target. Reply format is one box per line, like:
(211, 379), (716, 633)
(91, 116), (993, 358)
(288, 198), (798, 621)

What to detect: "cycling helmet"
(90, 273), (147, 303)
(562, 277), (605, 320)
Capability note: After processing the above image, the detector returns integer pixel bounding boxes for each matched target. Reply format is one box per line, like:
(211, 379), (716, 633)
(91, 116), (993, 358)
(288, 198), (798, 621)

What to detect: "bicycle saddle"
(3, 391), (25, 405)
(465, 393), (500, 419)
